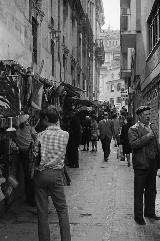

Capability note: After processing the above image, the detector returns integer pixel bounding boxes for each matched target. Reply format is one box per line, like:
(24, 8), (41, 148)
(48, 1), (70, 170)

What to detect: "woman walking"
(90, 115), (99, 152)
(120, 116), (133, 166)
(81, 115), (91, 151)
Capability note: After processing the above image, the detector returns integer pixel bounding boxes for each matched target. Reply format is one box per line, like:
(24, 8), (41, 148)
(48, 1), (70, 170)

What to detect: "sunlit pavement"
(1, 140), (160, 240)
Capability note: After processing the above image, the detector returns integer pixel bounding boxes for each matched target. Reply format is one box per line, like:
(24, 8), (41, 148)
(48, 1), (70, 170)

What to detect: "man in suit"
(128, 105), (160, 225)
(98, 112), (114, 161)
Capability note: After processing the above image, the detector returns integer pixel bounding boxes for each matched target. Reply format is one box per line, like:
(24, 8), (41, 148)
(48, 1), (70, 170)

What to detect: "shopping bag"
(117, 147), (120, 159)
(117, 145), (125, 161)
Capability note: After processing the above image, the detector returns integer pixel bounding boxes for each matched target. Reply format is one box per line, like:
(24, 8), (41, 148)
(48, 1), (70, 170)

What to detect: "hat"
(136, 106), (150, 115)
(18, 114), (29, 124)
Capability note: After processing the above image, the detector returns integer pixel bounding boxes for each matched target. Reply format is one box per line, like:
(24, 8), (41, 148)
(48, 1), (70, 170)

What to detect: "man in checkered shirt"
(34, 105), (71, 241)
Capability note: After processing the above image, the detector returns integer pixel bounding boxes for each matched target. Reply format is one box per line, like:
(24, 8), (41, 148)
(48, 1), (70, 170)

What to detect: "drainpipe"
(58, 0), (62, 82)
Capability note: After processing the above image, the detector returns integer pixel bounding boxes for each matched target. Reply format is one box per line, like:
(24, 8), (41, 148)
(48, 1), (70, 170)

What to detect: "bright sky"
(102, 0), (120, 30)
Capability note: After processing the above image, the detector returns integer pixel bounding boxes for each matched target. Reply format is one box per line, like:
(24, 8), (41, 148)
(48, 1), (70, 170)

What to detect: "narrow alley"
(1, 141), (160, 241)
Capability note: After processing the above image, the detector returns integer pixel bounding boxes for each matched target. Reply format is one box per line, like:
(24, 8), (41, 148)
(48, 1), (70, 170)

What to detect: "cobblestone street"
(1, 141), (160, 241)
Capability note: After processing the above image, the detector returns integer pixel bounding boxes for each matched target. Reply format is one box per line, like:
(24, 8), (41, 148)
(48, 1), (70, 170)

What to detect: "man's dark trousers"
(134, 168), (157, 219)
(101, 136), (111, 160)
(17, 149), (35, 205)
(34, 169), (71, 241)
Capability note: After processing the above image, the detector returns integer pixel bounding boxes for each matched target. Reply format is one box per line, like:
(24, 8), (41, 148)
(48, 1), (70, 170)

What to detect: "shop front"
(0, 60), (53, 213)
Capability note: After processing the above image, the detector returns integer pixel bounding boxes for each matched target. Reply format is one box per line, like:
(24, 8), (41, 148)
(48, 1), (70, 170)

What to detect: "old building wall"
(0, 0), (103, 101)
(0, 0), (32, 67)
(99, 29), (125, 110)
(140, 0), (160, 136)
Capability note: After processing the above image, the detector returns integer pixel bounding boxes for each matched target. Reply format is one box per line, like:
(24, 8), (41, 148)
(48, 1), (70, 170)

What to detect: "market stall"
(0, 60), (54, 208)
(0, 60), (25, 206)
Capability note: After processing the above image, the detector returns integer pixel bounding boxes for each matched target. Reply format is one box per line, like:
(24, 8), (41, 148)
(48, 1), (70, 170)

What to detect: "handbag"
(118, 145), (125, 161)
(91, 133), (98, 141)
(117, 147), (120, 159)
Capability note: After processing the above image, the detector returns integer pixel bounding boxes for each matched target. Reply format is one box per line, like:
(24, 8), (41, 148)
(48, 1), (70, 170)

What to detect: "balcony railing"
(95, 39), (105, 65)
(120, 14), (130, 32)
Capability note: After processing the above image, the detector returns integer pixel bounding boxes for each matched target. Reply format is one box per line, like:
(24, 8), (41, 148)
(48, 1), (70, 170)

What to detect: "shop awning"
(33, 73), (53, 87)
(72, 97), (95, 107)
(61, 82), (83, 92)
(61, 82), (83, 98)
(49, 82), (85, 103)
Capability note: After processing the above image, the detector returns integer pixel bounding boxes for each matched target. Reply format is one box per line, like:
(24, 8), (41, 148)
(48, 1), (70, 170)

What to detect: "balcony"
(82, 14), (93, 42)
(120, 34), (136, 53)
(121, 46), (135, 79)
(121, 69), (131, 79)
(95, 39), (105, 65)
(120, 14), (131, 32)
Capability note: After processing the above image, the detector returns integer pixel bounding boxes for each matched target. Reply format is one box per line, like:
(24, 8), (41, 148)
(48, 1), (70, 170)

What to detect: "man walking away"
(34, 105), (71, 241)
(128, 105), (160, 225)
(112, 113), (120, 147)
(98, 112), (115, 162)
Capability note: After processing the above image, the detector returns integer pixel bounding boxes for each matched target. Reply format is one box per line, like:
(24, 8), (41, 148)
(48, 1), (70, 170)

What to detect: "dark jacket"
(98, 119), (114, 140)
(69, 112), (81, 146)
(120, 122), (132, 153)
(128, 122), (160, 170)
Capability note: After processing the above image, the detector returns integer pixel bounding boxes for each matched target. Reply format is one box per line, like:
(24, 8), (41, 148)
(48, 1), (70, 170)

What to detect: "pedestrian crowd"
(4, 103), (160, 241)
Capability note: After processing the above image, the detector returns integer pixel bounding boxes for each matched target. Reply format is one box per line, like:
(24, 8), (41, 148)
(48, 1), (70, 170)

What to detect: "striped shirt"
(35, 125), (69, 171)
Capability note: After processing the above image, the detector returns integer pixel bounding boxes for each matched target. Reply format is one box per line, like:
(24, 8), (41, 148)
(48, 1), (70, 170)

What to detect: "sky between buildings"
(102, 0), (120, 30)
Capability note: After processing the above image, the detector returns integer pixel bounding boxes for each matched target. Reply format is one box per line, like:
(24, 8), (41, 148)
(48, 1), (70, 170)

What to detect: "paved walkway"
(0, 141), (160, 240)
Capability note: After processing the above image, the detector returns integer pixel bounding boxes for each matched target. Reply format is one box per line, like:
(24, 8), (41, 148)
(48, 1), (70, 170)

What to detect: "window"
(110, 98), (114, 106)
(148, 2), (160, 53)
(121, 15), (128, 31)
(63, 0), (68, 25)
(121, 8), (129, 32)
(71, 66), (75, 86)
(77, 74), (80, 87)
(63, 54), (66, 68)
(51, 39), (55, 76)
(83, 78), (86, 90)
(32, 17), (38, 64)
(29, 0), (32, 21)
(117, 97), (121, 103)
(111, 84), (114, 92)
(117, 83), (121, 91)
(112, 73), (114, 79)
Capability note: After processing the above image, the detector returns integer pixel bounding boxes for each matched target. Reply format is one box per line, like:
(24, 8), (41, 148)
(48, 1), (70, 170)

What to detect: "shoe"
(104, 158), (108, 162)
(127, 163), (130, 167)
(87, 148), (89, 151)
(134, 217), (146, 225)
(120, 157), (125, 161)
(144, 214), (160, 220)
(65, 163), (70, 166)
(90, 149), (94, 152)
(82, 148), (86, 151)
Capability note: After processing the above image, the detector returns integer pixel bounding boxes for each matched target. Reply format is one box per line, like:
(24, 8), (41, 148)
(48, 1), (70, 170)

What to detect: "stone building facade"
(99, 29), (125, 111)
(120, 0), (160, 136)
(0, 0), (105, 100)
